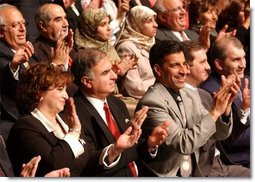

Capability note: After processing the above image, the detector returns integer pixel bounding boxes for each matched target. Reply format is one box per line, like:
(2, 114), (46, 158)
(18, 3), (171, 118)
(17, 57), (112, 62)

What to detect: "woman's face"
(97, 16), (111, 41)
(198, 6), (218, 29)
(39, 85), (69, 114)
(141, 15), (158, 38)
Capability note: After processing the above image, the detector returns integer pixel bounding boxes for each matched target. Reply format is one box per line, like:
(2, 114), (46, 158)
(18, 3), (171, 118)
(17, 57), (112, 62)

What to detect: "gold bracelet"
(69, 128), (81, 134)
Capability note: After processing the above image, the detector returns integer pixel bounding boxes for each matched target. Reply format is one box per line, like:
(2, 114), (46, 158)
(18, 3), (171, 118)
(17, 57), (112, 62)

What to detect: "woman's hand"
(65, 97), (82, 138)
(20, 156), (41, 177)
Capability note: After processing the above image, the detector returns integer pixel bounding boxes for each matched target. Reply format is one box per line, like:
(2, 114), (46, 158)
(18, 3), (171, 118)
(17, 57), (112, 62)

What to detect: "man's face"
(155, 52), (189, 92)
(43, 5), (69, 41)
(0, 7), (27, 50)
(218, 44), (246, 79)
(188, 49), (211, 86)
(159, 0), (187, 32)
(89, 57), (117, 100)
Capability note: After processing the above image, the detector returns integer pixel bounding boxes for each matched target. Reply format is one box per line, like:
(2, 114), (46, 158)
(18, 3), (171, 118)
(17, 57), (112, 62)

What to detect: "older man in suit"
(135, 40), (249, 177)
(0, 4), (34, 141)
(71, 48), (169, 176)
(153, 0), (198, 43)
(183, 40), (249, 176)
(200, 36), (250, 168)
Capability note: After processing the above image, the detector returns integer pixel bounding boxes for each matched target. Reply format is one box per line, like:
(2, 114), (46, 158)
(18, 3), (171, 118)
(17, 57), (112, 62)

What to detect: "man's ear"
(37, 20), (47, 32)
(81, 76), (92, 88)
(0, 29), (4, 38)
(153, 64), (162, 77)
(214, 59), (223, 71)
(157, 12), (167, 24)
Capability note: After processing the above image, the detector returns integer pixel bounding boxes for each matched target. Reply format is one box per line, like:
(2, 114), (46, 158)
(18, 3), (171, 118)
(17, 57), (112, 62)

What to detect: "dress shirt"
(172, 31), (190, 41)
(81, 93), (122, 168)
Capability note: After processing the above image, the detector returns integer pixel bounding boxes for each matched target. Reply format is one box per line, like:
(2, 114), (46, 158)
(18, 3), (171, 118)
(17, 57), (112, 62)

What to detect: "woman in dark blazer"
(6, 63), (91, 177)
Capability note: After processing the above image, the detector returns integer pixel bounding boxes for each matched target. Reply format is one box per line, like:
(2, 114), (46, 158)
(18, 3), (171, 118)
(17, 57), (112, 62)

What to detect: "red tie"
(68, 56), (73, 67)
(103, 102), (138, 177)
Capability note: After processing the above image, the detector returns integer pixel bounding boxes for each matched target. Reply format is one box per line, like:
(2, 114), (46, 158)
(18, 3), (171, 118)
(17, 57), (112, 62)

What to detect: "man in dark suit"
(183, 40), (250, 176)
(200, 36), (250, 168)
(71, 48), (169, 176)
(153, 0), (199, 43)
(0, 4), (34, 141)
(32, 3), (77, 68)
(135, 40), (249, 176)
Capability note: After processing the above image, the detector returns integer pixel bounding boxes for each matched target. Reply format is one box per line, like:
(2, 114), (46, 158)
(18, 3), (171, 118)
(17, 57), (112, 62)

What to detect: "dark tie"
(103, 102), (138, 177)
(176, 96), (192, 177)
(176, 96), (187, 127)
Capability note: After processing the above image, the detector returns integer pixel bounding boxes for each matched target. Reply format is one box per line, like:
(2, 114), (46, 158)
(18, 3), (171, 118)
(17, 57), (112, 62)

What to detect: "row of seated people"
(0, 0), (250, 177)
(1, 40), (250, 177)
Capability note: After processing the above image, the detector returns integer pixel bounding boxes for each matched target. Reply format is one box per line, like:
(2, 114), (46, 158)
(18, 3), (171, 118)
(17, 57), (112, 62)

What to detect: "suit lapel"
(180, 89), (194, 128)
(76, 91), (116, 142)
(155, 83), (184, 127)
(107, 97), (128, 134)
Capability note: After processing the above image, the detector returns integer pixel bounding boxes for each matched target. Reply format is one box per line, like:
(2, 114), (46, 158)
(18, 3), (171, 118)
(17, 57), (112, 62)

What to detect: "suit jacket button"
(74, 169), (78, 174)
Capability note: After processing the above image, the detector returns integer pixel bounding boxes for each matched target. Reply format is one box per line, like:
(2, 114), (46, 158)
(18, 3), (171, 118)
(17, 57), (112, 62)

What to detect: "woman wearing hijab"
(115, 6), (157, 99)
(75, 8), (137, 78)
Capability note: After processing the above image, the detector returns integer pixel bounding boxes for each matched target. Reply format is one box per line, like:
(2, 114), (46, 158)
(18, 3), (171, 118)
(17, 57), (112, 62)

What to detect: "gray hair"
(0, 4), (18, 30)
(71, 48), (107, 86)
(153, 0), (167, 13)
(35, 4), (53, 28)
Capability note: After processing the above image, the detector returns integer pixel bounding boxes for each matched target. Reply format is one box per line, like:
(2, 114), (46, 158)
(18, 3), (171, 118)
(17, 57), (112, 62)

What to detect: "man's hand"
(241, 78), (250, 111)
(51, 29), (73, 66)
(44, 167), (70, 177)
(147, 121), (170, 152)
(11, 41), (34, 70)
(129, 106), (148, 134)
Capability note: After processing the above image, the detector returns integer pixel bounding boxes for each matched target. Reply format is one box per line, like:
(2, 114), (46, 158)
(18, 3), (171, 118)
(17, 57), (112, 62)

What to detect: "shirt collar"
(185, 83), (197, 92)
(31, 108), (69, 138)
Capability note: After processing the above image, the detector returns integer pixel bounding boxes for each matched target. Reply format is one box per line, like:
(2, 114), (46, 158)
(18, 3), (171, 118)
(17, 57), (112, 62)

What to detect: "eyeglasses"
(3, 20), (28, 30)
(164, 5), (186, 13)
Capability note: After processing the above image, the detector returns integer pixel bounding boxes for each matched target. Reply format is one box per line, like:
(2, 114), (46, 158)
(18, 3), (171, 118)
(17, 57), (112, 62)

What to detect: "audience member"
(135, 40), (247, 176)
(0, 3), (34, 141)
(71, 48), (170, 176)
(189, 0), (218, 38)
(75, 7), (138, 103)
(32, 3), (77, 69)
(216, 0), (250, 75)
(115, 6), (157, 99)
(200, 36), (250, 168)
(183, 40), (250, 176)
(2, 0), (68, 43)
(153, 0), (199, 43)
(7, 63), (91, 176)
(83, 0), (130, 45)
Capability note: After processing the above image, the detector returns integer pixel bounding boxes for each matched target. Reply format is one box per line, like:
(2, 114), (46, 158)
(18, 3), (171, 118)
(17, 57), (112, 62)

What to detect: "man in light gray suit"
(135, 40), (249, 177)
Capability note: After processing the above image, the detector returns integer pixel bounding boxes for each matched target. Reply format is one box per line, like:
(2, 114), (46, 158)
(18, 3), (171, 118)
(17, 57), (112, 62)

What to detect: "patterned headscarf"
(75, 8), (120, 64)
(117, 6), (157, 51)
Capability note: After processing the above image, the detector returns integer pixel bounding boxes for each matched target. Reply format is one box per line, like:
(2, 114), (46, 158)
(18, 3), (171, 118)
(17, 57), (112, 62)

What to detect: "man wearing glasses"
(0, 3), (34, 141)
